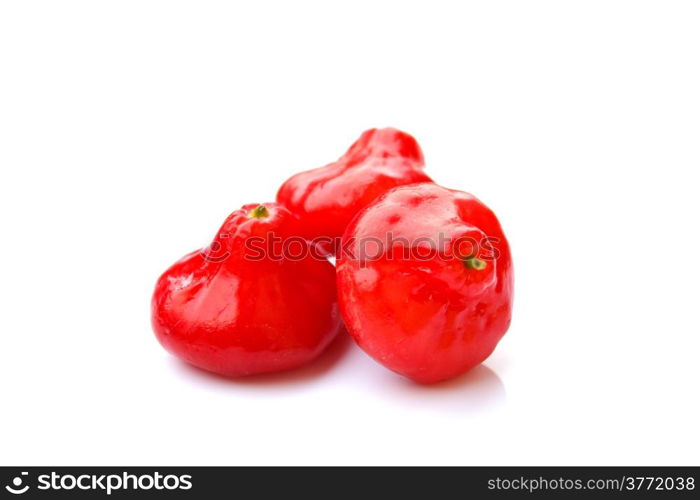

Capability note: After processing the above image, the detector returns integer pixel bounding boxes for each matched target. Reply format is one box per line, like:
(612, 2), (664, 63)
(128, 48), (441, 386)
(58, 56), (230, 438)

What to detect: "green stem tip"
(248, 205), (270, 219)
(464, 257), (487, 271)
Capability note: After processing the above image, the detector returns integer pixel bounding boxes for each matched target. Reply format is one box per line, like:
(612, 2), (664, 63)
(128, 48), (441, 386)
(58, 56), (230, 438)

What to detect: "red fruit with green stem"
(336, 183), (513, 383)
(151, 203), (343, 377)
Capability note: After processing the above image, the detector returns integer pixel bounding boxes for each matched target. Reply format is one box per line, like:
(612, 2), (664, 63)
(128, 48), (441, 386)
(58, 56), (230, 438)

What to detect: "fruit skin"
(276, 128), (432, 253)
(151, 203), (343, 377)
(336, 183), (513, 384)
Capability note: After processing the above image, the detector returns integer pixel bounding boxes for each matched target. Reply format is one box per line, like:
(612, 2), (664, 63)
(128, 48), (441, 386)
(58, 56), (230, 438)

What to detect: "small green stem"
(464, 257), (487, 270)
(248, 205), (270, 219)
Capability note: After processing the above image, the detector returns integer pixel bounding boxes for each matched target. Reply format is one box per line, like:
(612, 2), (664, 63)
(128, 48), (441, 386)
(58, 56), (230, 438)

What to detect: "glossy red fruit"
(336, 183), (513, 383)
(152, 203), (343, 377)
(276, 128), (432, 253)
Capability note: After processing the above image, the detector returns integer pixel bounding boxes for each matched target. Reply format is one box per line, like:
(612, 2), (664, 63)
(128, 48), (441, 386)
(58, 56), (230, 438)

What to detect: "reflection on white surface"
(369, 364), (505, 415)
(169, 333), (505, 415)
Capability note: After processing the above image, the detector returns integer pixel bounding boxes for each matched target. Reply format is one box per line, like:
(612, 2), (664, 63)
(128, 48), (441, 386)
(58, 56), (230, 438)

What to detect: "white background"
(1, 1), (699, 466)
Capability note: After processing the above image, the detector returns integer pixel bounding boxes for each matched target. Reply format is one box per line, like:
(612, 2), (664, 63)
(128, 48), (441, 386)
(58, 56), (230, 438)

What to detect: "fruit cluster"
(151, 129), (513, 383)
